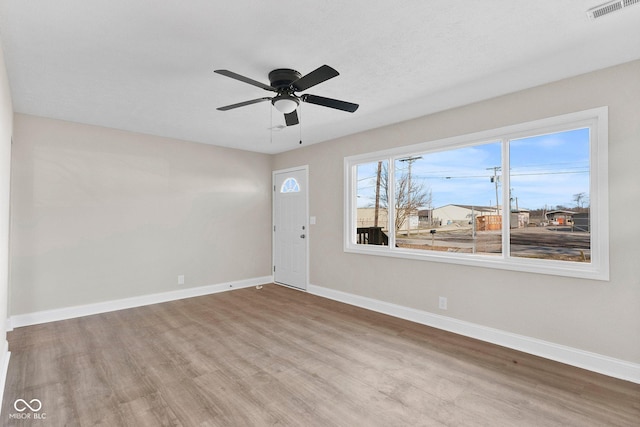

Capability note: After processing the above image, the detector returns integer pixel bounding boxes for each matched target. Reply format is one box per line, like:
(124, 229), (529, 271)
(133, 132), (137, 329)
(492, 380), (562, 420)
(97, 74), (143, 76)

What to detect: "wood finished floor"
(2, 284), (639, 426)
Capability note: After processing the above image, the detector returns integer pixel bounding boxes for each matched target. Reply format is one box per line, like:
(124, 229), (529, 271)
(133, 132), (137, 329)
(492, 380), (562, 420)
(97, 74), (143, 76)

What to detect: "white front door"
(273, 167), (308, 290)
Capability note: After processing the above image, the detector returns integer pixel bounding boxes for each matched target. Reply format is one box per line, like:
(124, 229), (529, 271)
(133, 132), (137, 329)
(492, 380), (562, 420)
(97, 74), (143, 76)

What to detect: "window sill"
(344, 244), (609, 281)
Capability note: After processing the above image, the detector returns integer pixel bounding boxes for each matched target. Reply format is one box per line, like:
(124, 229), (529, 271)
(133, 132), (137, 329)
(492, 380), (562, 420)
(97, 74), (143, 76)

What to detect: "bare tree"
(573, 192), (587, 209)
(377, 162), (432, 231)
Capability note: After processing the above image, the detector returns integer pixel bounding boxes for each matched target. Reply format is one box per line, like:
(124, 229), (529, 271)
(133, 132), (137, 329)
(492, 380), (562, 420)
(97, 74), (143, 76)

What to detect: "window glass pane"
(355, 160), (389, 245)
(280, 177), (300, 193)
(394, 142), (502, 255)
(509, 128), (590, 262)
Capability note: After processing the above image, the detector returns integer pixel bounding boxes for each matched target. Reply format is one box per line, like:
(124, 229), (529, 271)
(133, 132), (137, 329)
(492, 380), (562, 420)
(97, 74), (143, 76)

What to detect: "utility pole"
(399, 156), (422, 237)
(374, 161), (382, 228)
(487, 166), (501, 215)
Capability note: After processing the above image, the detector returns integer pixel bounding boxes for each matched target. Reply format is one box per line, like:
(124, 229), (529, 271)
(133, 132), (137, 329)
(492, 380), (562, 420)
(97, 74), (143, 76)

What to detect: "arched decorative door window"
(280, 177), (300, 193)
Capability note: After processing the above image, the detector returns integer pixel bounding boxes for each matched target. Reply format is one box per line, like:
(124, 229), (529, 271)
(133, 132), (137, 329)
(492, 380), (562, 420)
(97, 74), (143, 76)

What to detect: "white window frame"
(344, 107), (609, 281)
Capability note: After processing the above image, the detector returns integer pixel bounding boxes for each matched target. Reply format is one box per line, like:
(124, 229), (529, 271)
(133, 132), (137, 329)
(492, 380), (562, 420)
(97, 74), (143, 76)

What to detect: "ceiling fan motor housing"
(269, 69), (301, 113)
(268, 68), (302, 90)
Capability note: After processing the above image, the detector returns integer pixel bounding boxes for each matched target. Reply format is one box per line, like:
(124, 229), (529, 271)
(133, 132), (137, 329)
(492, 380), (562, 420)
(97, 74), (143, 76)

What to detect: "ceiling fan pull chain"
(299, 105), (303, 145)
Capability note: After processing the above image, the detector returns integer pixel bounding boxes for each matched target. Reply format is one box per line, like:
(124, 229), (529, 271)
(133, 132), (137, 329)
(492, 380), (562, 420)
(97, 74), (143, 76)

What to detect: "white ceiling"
(1, 1), (639, 154)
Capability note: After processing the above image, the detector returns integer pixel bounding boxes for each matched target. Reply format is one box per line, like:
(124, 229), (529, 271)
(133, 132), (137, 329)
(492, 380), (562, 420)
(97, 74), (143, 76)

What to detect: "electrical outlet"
(178, 275), (185, 285)
(438, 296), (447, 310)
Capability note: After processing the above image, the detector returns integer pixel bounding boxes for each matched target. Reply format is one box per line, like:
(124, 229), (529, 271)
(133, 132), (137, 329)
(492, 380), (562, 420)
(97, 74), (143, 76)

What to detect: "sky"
(357, 127), (590, 211)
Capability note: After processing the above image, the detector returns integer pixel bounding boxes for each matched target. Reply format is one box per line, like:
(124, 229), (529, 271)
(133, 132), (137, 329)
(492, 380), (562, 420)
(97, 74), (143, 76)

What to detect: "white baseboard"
(8, 276), (273, 330)
(0, 340), (10, 417)
(307, 284), (640, 384)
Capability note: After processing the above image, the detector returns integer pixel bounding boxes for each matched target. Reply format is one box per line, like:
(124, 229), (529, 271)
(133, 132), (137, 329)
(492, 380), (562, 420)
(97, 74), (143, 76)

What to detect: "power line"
(412, 169), (588, 180)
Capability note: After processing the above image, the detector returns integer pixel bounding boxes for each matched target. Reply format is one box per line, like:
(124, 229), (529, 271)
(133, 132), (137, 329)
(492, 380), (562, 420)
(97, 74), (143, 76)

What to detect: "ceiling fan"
(214, 65), (359, 126)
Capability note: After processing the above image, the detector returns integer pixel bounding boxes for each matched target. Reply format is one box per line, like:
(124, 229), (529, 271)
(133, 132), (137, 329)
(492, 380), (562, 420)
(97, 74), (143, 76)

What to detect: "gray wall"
(9, 115), (273, 314)
(273, 60), (640, 364)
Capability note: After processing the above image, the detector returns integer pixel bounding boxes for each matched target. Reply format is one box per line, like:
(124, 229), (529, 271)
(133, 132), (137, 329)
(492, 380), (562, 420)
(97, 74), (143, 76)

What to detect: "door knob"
(300, 234), (306, 239)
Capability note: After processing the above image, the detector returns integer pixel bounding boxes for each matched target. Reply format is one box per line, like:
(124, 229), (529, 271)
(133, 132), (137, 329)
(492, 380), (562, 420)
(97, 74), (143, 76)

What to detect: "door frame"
(272, 165), (309, 290)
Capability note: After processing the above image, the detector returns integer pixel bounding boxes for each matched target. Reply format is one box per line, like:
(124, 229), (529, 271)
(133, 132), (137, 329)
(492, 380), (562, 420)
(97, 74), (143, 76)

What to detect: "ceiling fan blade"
(214, 69), (275, 92)
(301, 94), (359, 113)
(292, 65), (339, 92)
(217, 97), (272, 111)
(284, 110), (299, 126)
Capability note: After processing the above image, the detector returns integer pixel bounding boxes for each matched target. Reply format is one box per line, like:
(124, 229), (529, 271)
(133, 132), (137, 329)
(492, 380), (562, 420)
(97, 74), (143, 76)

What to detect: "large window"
(345, 108), (609, 280)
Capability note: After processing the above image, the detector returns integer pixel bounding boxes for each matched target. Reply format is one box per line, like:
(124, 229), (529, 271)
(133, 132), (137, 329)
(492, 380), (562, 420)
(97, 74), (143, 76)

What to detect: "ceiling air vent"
(587, 0), (640, 19)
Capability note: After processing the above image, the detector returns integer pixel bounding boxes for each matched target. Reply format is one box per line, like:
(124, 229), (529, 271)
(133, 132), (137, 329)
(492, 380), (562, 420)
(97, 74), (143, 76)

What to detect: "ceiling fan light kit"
(214, 65), (358, 128)
(272, 95), (299, 114)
